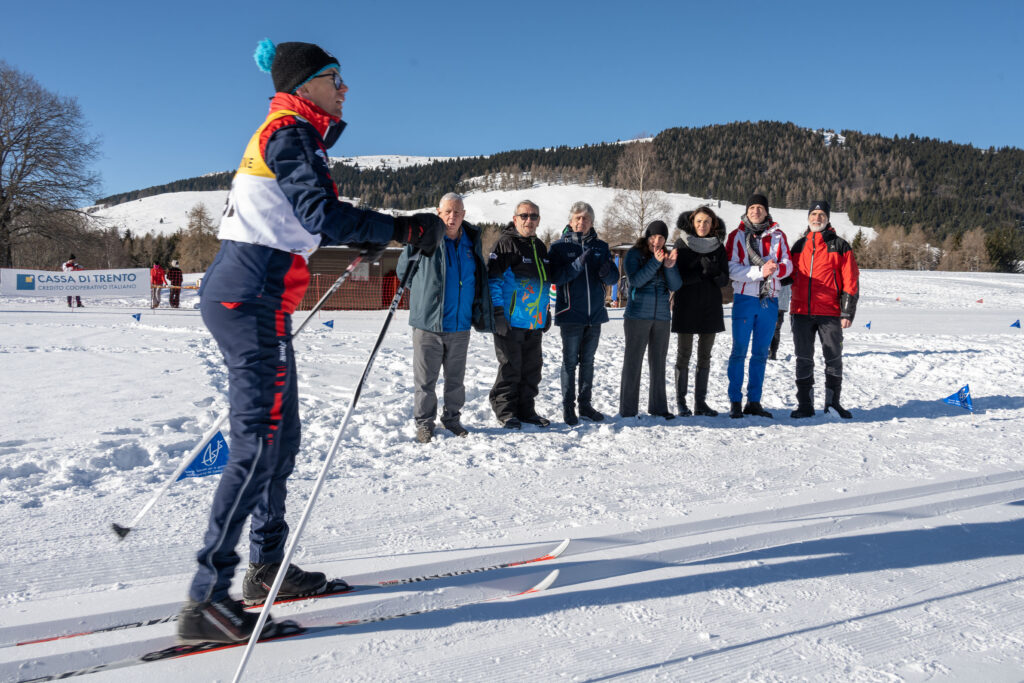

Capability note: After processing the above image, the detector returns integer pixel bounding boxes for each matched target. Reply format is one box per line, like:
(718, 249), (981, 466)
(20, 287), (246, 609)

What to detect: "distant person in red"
(167, 260), (184, 308)
(150, 262), (166, 308)
(62, 254), (84, 308)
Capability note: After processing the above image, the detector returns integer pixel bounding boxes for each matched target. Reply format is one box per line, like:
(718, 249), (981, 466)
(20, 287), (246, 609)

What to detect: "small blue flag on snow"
(941, 384), (974, 412)
(1012, 320), (1021, 329)
(177, 431), (230, 480)
(132, 313), (141, 321)
(865, 321), (871, 329)
(323, 320), (334, 329)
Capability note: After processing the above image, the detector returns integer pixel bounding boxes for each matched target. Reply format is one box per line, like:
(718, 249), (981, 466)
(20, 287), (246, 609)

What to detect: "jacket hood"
(269, 92), (347, 148)
(678, 210), (726, 240)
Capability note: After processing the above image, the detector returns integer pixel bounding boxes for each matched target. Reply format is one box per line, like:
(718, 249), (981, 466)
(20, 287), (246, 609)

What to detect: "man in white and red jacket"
(788, 200), (859, 419)
(724, 194), (792, 419)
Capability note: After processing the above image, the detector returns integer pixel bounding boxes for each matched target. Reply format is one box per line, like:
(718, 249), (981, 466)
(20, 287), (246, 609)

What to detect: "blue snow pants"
(188, 300), (300, 603)
(727, 293), (778, 403)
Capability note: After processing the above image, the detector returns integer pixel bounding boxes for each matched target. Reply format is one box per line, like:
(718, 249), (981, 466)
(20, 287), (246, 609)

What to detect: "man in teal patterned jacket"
(487, 200), (552, 429)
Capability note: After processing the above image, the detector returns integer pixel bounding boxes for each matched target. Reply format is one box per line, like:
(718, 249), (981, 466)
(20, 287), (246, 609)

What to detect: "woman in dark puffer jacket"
(671, 206), (730, 416)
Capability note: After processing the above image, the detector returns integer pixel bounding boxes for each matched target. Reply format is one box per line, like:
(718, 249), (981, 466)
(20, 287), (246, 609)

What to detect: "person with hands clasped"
(619, 220), (682, 420)
(671, 207), (730, 417)
(548, 201), (619, 425)
(488, 200), (553, 429)
(180, 38), (443, 646)
(724, 194), (792, 419)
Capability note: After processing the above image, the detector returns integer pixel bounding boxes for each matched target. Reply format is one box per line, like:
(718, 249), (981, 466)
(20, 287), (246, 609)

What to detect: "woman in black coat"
(671, 206), (730, 416)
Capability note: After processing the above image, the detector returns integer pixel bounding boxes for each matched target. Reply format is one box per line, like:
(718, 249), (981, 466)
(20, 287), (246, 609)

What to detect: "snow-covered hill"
(1, 269), (1023, 680)
(91, 181), (875, 246)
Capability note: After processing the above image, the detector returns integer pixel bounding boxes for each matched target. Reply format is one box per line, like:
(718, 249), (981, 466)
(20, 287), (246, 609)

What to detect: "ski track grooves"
(4, 468), (1021, 598)
(1, 569), (559, 682)
(4, 470), (1022, 676)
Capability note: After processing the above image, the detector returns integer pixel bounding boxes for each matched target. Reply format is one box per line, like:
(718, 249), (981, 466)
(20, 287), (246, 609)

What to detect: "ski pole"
(231, 250), (422, 683)
(111, 249), (374, 540)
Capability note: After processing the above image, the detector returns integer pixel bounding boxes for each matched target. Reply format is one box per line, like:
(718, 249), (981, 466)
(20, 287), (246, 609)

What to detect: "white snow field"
(89, 179), (875, 247)
(1, 269), (1023, 682)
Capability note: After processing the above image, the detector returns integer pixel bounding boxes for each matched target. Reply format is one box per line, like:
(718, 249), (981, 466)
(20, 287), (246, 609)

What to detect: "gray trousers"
(412, 328), (470, 428)
(619, 318), (671, 417)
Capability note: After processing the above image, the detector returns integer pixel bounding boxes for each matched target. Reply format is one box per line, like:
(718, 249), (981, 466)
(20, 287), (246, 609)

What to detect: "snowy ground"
(1, 269), (1023, 681)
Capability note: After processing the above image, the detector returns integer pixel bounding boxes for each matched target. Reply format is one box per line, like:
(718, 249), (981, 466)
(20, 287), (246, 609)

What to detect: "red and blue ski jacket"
(200, 93), (394, 314)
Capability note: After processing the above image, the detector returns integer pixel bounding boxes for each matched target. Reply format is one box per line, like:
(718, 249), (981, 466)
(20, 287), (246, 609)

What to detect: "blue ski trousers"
(727, 293), (778, 403)
(188, 300), (300, 603)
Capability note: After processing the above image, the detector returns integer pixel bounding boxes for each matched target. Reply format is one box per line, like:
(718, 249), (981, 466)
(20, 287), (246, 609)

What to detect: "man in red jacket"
(789, 201), (859, 419)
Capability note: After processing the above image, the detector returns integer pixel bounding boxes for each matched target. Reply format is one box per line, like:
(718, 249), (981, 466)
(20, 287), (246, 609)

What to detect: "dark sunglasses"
(312, 72), (345, 90)
(516, 213), (540, 221)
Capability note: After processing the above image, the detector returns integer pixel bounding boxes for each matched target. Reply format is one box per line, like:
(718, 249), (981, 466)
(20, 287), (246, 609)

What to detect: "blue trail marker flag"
(177, 431), (230, 480)
(1012, 320), (1021, 329)
(865, 321), (871, 329)
(132, 313), (141, 321)
(323, 320), (334, 329)
(942, 384), (974, 412)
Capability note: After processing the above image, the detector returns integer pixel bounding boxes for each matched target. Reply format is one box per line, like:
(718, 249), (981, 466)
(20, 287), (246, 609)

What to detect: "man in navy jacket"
(548, 202), (618, 425)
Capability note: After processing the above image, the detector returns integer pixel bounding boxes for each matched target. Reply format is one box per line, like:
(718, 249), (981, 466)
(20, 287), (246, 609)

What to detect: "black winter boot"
(677, 398), (693, 417)
(790, 384), (815, 419)
(563, 405), (579, 426)
(743, 402), (773, 418)
(694, 401), (718, 416)
(578, 404), (604, 422)
(729, 402), (744, 419)
(177, 596), (276, 644)
(824, 380), (852, 419)
(692, 366), (714, 415)
(243, 562), (329, 606)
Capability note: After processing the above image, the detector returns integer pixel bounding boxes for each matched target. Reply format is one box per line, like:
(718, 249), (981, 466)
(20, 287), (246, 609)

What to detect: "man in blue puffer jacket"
(548, 202), (619, 425)
(181, 39), (443, 645)
(397, 193), (494, 443)
(488, 200), (552, 429)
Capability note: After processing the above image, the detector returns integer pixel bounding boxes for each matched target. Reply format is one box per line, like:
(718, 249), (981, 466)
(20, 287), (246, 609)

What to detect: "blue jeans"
(727, 294), (778, 403)
(559, 324), (602, 408)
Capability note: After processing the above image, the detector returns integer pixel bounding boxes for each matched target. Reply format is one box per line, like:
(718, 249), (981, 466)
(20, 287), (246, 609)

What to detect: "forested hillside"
(95, 121), (1023, 255)
(653, 121), (1024, 241)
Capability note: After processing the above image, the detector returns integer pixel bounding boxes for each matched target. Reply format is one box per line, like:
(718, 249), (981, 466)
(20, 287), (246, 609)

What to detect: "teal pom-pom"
(254, 39), (276, 73)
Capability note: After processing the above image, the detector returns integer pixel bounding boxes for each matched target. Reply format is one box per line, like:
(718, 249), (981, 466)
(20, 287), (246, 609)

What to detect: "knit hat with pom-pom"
(254, 39), (339, 94)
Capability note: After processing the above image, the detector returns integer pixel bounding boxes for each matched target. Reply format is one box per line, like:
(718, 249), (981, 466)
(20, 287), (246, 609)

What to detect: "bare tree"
(0, 61), (101, 267)
(602, 138), (671, 244)
(176, 203), (220, 271)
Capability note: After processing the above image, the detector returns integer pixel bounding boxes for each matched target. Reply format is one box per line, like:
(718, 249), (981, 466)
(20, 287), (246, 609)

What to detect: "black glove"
(351, 242), (387, 263)
(543, 309), (552, 332)
(493, 307), (510, 336)
(573, 248), (590, 270)
(393, 213), (444, 256)
(700, 256), (718, 277)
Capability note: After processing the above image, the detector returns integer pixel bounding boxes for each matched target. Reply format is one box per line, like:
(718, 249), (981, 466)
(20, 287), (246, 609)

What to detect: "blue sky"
(5, 0), (1022, 197)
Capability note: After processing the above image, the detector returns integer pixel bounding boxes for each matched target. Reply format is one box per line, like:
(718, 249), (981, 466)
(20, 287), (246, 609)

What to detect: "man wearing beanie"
(180, 39), (445, 645)
(724, 194), (792, 419)
(788, 200), (860, 419)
